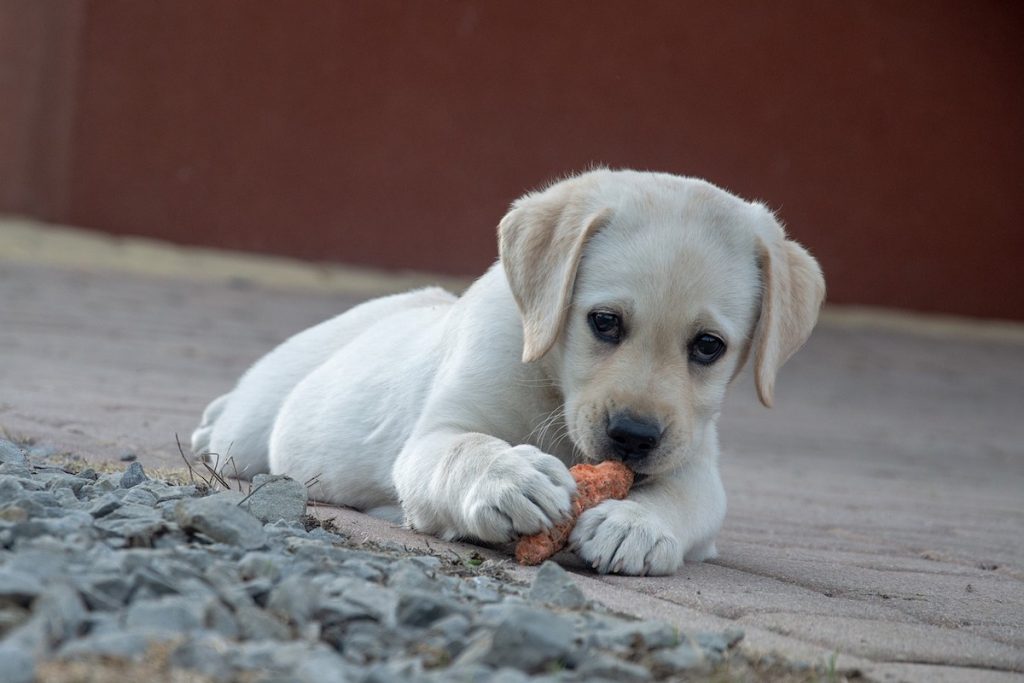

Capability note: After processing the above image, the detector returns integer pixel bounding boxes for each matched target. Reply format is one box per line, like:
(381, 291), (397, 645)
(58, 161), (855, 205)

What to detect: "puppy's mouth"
(602, 451), (663, 476)
(569, 414), (670, 474)
(592, 430), (687, 477)
(572, 436), (662, 476)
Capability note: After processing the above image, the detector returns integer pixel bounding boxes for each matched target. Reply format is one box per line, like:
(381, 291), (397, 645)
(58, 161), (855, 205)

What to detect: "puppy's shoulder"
(451, 263), (520, 323)
(442, 263), (526, 364)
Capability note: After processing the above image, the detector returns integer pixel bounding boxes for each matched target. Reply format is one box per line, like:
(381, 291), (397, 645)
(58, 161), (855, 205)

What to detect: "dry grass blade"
(229, 455), (245, 493)
(236, 478), (274, 507)
(174, 433), (231, 492)
(174, 433), (197, 487)
(199, 458), (232, 491)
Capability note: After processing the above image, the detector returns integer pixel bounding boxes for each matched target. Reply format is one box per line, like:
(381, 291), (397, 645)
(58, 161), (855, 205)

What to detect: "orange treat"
(515, 460), (634, 565)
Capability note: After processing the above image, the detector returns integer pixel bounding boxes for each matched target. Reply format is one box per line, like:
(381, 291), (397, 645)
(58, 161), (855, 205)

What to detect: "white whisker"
(526, 404), (564, 446)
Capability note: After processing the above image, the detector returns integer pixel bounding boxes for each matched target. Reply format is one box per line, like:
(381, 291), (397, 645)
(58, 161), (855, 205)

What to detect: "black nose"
(606, 414), (662, 460)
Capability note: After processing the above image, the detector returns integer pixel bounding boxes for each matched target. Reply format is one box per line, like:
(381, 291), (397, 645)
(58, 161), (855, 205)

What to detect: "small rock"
(0, 568), (45, 607)
(388, 557), (458, 593)
(0, 440), (28, 465)
(52, 487), (79, 508)
(527, 561), (587, 609)
(412, 613), (473, 667)
(266, 573), (324, 625)
(0, 506), (28, 523)
(338, 557), (386, 582)
(285, 536), (353, 563)
(169, 635), (235, 681)
(456, 575), (503, 603)
(724, 627), (745, 648)
(243, 474), (308, 524)
(488, 670), (531, 683)
(94, 508), (166, 542)
(430, 613), (471, 642)
(264, 518), (308, 540)
(120, 461), (149, 488)
(176, 493), (267, 549)
(129, 565), (182, 599)
(395, 590), (466, 628)
(120, 451), (138, 462)
(139, 479), (195, 503)
(327, 620), (390, 665)
(125, 594), (234, 637)
(32, 582), (88, 646)
(306, 526), (346, 543)
(0, 476), (27, 496)
(591, 618), (680, 651)
(5, 489), (60, 518)
(407, 555), (443, 570)
(27, 444), (58, 459)
(575, 653), (652, 682)
(74, 573), (133, 610)
(0, 463), (32, 477)
(425, 663), (499, 682)
(89, 475), (118, 494)
(650, 640), (706, 672)
(321, 577), (397, 625)
(695, 630), (728, 653)
(0, 606), (30, 636)
(52, 510), (95, 534)
(693, 629), (742, 663)
(34, 470), (85, 492)
(0, 642), (34, 683)
(460, 604), (574, 673)
(241, 578), (274, 606)
(231, 639), (332, 672)
(238, 551), (284, 581)
(206, 598), (240, 638)
(359, 657), (423, 683)
(120, 486), (158, 507)
(57, 630), (156, 661)
(125, 595), (206, 632)
(295, 648), (357, 683)
(235, 603), (292, 640)
(6, 548), (72, 582)
(317, 589), (397, 630)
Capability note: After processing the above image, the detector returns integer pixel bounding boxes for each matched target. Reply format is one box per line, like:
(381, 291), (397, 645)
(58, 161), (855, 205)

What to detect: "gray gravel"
(0, 437), (818, 682)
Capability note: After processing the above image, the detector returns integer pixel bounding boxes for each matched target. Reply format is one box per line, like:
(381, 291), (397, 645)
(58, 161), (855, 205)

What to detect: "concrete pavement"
(2, 219), (1022, 682)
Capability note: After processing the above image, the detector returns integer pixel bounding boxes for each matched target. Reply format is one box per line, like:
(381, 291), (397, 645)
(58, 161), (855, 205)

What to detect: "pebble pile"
(0, 438), (768, 683)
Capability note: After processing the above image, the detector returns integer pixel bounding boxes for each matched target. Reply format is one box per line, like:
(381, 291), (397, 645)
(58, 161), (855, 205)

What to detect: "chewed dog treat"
(515, 460), (634, 565)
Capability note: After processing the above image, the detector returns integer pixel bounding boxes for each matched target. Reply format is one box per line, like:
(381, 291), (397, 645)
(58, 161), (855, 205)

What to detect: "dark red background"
(3, 1), (1022, 319)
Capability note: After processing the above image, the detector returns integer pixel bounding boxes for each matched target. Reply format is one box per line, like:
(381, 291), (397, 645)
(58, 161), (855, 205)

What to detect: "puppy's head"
(500, 170), (824, 474)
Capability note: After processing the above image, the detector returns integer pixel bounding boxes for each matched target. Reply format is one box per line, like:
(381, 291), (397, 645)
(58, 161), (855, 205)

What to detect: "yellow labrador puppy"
(191, 169), (824, 575)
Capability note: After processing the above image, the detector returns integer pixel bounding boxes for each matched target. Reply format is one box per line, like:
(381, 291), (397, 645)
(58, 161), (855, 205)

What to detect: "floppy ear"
(499, 182), (612, 363)
(752, 225), (825, 407)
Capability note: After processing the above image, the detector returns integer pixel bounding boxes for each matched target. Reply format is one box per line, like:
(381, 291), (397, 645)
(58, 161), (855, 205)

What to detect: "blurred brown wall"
(3, 1), (1023, 319)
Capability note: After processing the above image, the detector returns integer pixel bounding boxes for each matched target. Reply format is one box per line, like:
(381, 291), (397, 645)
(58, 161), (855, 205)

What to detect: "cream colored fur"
(191, 169), (824, 575)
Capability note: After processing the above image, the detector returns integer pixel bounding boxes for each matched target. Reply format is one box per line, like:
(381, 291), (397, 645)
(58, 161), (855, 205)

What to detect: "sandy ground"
(1, 219), (1022, 682)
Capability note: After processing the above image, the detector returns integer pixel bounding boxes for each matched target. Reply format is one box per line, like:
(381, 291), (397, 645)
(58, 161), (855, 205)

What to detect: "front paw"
(570, 499), (682, 576)
(462, 445), (576, 543)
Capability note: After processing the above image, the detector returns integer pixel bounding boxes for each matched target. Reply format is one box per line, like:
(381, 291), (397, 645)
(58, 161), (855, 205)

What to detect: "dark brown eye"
(588, 311), (623, 343)
(690, 333), (726, 364)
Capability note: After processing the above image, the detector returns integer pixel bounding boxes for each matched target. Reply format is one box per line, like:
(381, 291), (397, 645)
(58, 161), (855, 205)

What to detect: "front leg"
(392, 431), (576, 543)
(570, 458), (726, 575)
